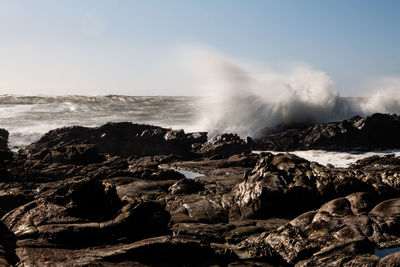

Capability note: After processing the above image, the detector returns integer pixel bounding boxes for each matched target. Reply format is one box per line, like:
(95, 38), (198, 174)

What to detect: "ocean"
(0, 94), (399, 168)
(0, 95), (201, 150)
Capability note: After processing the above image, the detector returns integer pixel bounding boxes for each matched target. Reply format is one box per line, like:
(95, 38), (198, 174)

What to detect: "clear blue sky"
(0, 0), (399, 96)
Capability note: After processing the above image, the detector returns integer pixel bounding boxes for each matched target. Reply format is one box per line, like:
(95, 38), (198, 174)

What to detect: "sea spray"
(188, 48), (400, 138)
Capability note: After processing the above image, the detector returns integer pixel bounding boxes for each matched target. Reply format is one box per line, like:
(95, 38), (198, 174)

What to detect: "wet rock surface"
(256, 113), (400, 151)
(1, 119), (400, 265)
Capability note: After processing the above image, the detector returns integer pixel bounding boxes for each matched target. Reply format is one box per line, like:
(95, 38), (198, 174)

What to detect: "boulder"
(196, 134), (253, 158)
(0, 129), (12, 162)
(14, 235), (237, 266)
(378, 252), (400, 267)
(232, 152), (400, 219)
(256, 113), (400, 151)
(0, 222), (17, 266)
(168, 178), (205, 195)
(2, 177), (170, 248)
(236, 192), (395, 265)
(22, 122), (208, 159)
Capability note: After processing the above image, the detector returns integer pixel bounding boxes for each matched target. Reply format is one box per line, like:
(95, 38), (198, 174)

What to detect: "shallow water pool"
(375, 247), (400, 258)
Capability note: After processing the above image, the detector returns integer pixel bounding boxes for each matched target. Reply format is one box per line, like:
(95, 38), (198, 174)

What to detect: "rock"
(350, 154), (400, 171)
(171, 222), (234, 243)
(129, 165), (185, 181)
(0, 190), (34, 215)
(369, 198), (400, 244)
(298, 252), (380, 266)
(196, 134), (253, 158)
(256, 113), (400, 151)
(168, 196), (229, 224)
(232, 152), (400, 219)
(22, 122), (208, 159)
(346, 192), (378, 215)
(3, 119), (400, 265)
(2, 177), (170, 248)
(15, 235), (237, 266)
(237, 193), (378, 265)
(236, 191), (400, 265)
(0, 221), (17, 266)
(378, 251), (400, 267)
(232, 153), (321, 218)
(168, 179), (205, 195)
(0, 129), (12, 162)
(38, 144), (105, 165)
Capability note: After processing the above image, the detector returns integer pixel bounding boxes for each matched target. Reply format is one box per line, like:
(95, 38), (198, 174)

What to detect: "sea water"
(0, 94), (398, 168)
(0, 95), (201, 149)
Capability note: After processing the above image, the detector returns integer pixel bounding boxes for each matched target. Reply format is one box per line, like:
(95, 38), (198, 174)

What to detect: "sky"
(0, 0), (399, 96)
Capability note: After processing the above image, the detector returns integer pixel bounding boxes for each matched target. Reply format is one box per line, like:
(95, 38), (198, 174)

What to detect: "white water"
(188, 48), (400, 138)
(255, 150), (400, 168)
(0, 95), (202, 149)
(0, 93), (399, 169)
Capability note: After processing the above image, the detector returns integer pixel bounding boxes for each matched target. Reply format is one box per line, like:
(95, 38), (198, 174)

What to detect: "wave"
(0, 95), (201, 149)
(189, 49), (400, 138)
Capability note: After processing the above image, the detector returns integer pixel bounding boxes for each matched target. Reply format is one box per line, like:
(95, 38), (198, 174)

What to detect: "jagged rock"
(116, 177), (178, 200)
(196, 134), (253, 158)
(168, 179), (205, 195)
(232, 152), (400, 219)
(2, 177), (170, 248)
(350, 154), (400, 171)
(369, 198), (400, 245)
(377, 252), (400, 267)
(0, 129), (9, 150)
(236, 191), (400, 265)
(256, 113), (400, 151)
(0, 129), (13, 162)
(129, 165), (185, 181)
(33, 144), (105, 165)
(2, 118), (400, 265)
(22, 122), (207, 159)
(0, 222), (17, 266)
(15, 235), (237, 266)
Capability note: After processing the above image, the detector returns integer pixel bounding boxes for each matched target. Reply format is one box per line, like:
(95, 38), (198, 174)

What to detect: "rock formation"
(0, 115), (399, 265)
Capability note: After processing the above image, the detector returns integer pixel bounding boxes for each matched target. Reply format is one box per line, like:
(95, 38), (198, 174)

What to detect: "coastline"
(0, 114), (400, 265)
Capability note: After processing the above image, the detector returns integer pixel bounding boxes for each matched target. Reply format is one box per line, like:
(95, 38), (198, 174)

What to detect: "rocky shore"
(1, 113), (400, 266)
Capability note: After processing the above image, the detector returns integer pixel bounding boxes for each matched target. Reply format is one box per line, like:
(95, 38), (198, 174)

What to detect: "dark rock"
(116, 177), (177, 200)
(0, 221), (17, 266)
(369, 198), (400, 244)
(232, 152), (400, 219)
(15, 235), (237, 266)
(0, 128), (8, 149)
(0, 190), (34, 216)
(256, 113), (400, 151)
(0, 129), (12, 162)
(346, 192), (378, 215)
(196, 134), (253, 158)
(168, 179), (205, 195)
(350, 154), (400, 171)
(378, 251), (400, 267)
(232, 153), (321, 218)
(2, 177), (170, 248)
(22, 122), (208, 159)
(3, 119), (400, 265)
(171, 222), (234, 243)
(129, 166), (185, 181)
(39, 144), (105, 165)
(237, 192), (391, 265)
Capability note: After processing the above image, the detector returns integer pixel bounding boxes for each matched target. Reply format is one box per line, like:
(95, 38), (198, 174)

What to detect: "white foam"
(254, 150), (400, 168)
(187, 48), (400, 138)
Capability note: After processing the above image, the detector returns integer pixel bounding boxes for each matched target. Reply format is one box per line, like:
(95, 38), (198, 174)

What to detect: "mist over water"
(189, 48), (400, 137)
